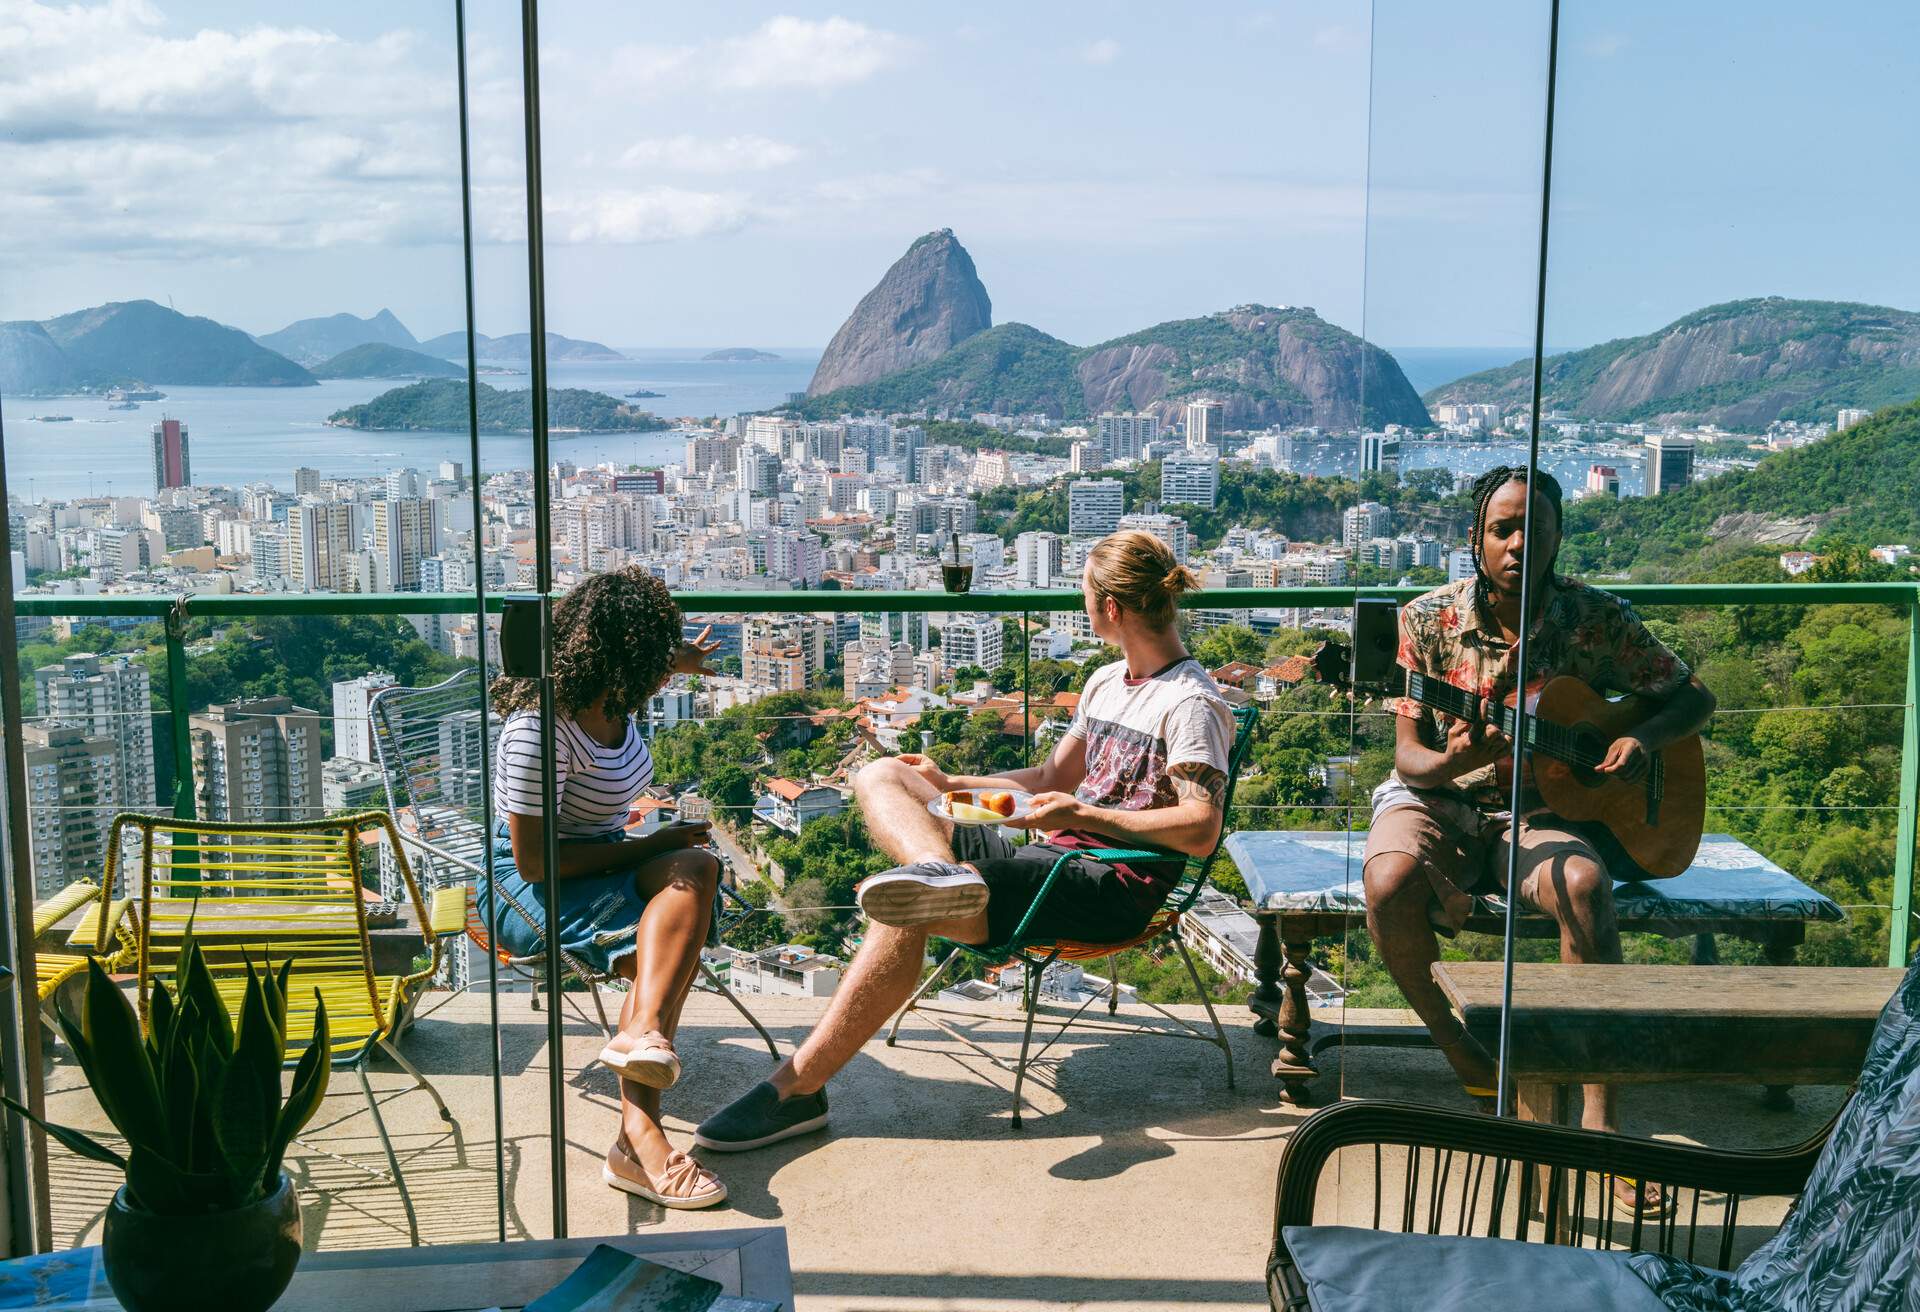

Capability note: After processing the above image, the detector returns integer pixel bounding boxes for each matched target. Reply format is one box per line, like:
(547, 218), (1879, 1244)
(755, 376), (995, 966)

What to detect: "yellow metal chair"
(33, 879), (137, 1009)
(97, 811), (466, 1246)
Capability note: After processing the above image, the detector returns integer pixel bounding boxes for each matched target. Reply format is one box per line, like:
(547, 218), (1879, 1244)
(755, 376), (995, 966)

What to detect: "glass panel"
(1516, 1), (1920, 1243)
(1336, 0), (1552, 1128)
(0, 0), (505, 1253)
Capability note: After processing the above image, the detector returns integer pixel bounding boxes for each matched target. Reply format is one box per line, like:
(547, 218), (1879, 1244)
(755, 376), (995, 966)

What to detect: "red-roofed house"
(1211, 661), (1261, 690)
(753, 777), (847, 835)
(1256, 654), (1315, 699)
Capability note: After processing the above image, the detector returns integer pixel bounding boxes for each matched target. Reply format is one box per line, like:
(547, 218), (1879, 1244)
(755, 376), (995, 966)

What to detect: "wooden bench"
(1223, 830), (1847, 1104)
(1432, 961), (1901, 1124)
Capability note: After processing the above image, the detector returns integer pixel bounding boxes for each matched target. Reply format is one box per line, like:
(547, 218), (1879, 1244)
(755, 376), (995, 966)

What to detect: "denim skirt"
(483, 824), (650, 975)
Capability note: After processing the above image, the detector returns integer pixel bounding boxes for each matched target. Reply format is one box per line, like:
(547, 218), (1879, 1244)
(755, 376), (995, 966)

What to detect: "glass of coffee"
(941, 533), (973, 593)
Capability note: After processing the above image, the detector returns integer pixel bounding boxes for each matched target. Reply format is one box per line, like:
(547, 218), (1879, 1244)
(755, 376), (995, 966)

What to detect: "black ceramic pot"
(102, 1174), (302, 1312)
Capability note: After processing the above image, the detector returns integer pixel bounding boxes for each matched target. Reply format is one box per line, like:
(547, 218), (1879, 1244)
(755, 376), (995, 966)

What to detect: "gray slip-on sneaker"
(856, 861), (988, 927)
(694, 1081), (830, 1153)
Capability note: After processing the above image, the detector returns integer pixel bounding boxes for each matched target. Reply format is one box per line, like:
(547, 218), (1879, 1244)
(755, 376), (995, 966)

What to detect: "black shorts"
(952, 825), (1176, 946)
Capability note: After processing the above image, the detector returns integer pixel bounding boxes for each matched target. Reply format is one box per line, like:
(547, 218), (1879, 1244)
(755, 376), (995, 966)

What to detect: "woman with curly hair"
(489, 566), (729, 1208)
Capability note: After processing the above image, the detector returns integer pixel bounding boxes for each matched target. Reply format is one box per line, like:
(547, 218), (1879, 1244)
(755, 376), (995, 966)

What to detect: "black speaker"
(498, 595), (543, 678)
(1352, 597), (1401, 687)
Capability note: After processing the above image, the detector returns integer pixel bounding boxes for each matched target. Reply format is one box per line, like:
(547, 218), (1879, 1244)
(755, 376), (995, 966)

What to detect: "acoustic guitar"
(1309, 640), (1705, 879)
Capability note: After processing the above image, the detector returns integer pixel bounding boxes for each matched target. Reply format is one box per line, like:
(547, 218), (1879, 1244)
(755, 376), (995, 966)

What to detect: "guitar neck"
(1405, 671), (1573, 768)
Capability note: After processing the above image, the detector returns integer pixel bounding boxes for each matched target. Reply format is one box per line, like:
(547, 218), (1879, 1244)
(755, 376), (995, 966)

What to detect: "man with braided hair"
(1360, 467), (1715, 1211)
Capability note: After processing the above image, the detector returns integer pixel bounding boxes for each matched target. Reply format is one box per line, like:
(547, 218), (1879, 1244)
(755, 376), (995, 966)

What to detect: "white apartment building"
(1837, 408), (1871, 431)
(331, 671), (398, 765)
(941, 615), (1004, 671)
(21, 725), (119, 897)
(1096, 412), (1159, 463)
(287, 502), (359, 592)
(373, 497), (442, 592)
(1068, 478), (1125, 538)
(1342, 501), (1393, 549)
(1185, 399), (1225, 450)
(1360, 431), (1401, 478)
(1161, 453), (1221, 509)
(189, 697), (323, 831)
(1015, 531), (1065, 588)
(1116, 512), (1191, 565)
(35, 652), (156, 809)
(714, 944), (842, 999)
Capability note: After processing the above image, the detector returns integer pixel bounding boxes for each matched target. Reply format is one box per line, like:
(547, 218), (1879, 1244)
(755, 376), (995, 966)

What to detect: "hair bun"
(1163, 565), (1196, 595)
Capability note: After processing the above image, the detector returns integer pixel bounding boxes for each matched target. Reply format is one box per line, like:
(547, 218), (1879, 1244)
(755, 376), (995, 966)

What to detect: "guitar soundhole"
(1570, 726), (1608, 787)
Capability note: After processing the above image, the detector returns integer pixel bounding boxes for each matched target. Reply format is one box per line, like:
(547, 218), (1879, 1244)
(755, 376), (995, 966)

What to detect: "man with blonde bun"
(696, 529), (1234, 1152)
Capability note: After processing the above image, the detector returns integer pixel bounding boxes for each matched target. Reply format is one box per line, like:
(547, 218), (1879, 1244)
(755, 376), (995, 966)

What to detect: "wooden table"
(0, 1228), (793, 1310)
(1223, 831), (1847, 1104)
(1432, 962), (1900, 1122)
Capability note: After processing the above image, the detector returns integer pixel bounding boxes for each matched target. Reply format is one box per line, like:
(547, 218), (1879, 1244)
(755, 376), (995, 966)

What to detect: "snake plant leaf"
(146, 981), (175, 1069)
(262, 956), (292, 1045)
(0, 1095), (127, 1171)
(176, 937), (232, 1055)
(264, 992), (330, 1187)
(127, 1144), (238, 1214)
(159, 1019), (199, 1166)
(209, 1054), (270, 1200)
(79, 959), (167, 1153)
(233, 959), (285, 1119)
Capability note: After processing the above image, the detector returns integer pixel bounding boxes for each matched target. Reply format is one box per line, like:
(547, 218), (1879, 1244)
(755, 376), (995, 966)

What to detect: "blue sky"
(1, 1), (1913, 352)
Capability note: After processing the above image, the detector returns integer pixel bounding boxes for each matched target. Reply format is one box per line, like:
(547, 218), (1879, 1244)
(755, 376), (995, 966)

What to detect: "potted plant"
(7, 935), (331, 1312)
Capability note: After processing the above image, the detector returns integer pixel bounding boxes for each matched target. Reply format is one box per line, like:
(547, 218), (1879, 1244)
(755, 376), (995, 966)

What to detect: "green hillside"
(782, 323), (1084, 420)
(1560, 399), (1920, 574)
(312, 342), (464, 380)
(327, 379), (668, 433)
(1429, 298), (1920, 429)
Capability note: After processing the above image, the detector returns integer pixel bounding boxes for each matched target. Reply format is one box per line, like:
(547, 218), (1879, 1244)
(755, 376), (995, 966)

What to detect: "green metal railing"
(16, 581), (1920, 965)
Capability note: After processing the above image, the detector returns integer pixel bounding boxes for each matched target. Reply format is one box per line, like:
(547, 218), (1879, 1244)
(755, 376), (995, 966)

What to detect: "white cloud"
(544, 187), (752, 245)
(1581, 33), (1629, 58)
(601, 16), (911, 99)
(1081, 38), (1120, 65)
(714, 16), (912, 91)
(617, 134), (803, 173)
(0, 0), (462, 258)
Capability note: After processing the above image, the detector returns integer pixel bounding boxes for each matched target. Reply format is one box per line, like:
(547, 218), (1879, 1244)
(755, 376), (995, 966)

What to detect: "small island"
(702, 348), (781, 362)
(625, 388), (665, 398)
(326, 379), (669, 434)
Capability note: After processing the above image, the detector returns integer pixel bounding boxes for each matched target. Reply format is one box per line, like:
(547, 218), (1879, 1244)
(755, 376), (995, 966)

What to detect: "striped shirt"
(492, 711), (653, 838)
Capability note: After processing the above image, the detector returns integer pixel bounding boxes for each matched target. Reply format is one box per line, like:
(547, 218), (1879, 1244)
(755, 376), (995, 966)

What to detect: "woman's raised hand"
(672, 624), (722, 676)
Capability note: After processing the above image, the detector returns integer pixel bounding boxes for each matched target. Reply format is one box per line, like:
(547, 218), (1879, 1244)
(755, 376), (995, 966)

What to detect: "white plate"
(927, 789), (1037, 826)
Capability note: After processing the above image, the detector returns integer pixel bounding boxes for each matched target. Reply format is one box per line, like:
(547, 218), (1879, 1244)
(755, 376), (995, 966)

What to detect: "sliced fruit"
(946, 800), (1004, 824)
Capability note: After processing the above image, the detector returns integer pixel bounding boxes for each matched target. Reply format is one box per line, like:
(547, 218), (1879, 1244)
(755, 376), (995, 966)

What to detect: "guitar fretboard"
(1403, 671), (1666, 801)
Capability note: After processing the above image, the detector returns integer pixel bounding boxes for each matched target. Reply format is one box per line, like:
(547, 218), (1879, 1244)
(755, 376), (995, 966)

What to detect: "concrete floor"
(39, 990), (1845, 1311)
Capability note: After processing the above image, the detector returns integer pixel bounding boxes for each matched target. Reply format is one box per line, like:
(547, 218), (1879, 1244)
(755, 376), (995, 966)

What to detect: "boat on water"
(107, 400), (140, 410)
(104, 384), (165, 402)
(33, 415), (74, 422)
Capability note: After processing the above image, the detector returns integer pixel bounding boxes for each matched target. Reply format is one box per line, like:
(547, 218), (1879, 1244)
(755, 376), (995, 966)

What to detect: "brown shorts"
(1361, 795), (1608, 934)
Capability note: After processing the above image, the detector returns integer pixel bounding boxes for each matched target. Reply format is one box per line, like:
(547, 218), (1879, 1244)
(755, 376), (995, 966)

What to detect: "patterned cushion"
(1628, 953), (1920, 1310)
(1224, 831), (1844, 925)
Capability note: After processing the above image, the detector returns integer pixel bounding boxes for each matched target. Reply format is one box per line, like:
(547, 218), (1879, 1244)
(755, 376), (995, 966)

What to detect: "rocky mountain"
(791, 303), (1427, 429)
(807, 229), (992, 396)
(0, 321), (83, 395)
(1428, 298), (1920, 430)
(416, 330), (626, 363)
(257, 308), (417, 367)
(19, 300), (315, 390)
(311, 342), (464, 380)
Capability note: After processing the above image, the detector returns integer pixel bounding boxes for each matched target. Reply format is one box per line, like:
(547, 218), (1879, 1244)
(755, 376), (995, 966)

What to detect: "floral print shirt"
(1392, 575), (1691, 812)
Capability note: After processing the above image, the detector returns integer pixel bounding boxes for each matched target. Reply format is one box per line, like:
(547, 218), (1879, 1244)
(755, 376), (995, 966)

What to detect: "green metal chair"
(886, 701), (1261, 1127)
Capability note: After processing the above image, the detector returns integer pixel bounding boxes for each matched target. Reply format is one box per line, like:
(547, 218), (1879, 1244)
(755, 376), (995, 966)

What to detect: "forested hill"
(1560, 399), (1920, 575)
(326, 379), (667, 433)
(1428, 298), (1920, 430)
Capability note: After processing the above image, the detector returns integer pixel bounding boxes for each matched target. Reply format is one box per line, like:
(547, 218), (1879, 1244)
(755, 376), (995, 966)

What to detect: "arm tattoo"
(1168, 762), (1227, 809)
